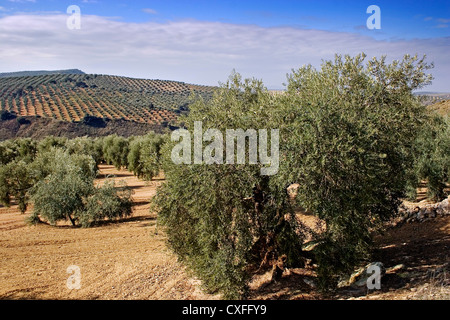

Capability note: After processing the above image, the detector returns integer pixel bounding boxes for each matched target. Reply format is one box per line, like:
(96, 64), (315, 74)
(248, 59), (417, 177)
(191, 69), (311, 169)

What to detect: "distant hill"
(0, 73), (216, 127)
(0, 115), (167, 141)
(415, 92), (450, 106)
(427, 99), (450, 117)
(0, 69), (85, 78)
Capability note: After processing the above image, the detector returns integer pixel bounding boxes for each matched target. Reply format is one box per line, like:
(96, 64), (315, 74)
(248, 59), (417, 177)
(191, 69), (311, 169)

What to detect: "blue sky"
(2, 0), (449, 38)
(0, 0), (449, 91)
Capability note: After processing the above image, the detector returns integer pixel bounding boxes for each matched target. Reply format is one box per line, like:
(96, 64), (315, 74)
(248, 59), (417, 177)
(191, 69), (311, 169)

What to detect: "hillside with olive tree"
(0, 72), (216, 140)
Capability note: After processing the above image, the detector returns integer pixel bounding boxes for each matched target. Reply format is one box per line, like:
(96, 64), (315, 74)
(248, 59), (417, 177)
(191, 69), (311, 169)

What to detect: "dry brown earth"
(0, 165), (219, 300)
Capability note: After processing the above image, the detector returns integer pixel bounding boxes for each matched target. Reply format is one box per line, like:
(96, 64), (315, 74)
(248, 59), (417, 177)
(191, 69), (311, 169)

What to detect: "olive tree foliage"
(127, 133), (165, 180)
(102, 135), (129, 169)
(29, 149), (97, 226)
(29, 148), (133, 227)
(82, 179), (133, 227)
(65, 136), (104, 165)
(0, 138), (69, 214)
(0, 160), (35, 213)
(154, 73), (305, 299)
(0, 138), (38, 213)
(36, 136), (68, 154)
(153, 53), (434, 297)
(0, 138), (37, 165)
(406, 114), (449, 201)
(275, 53), (433, 288)
(0, 135), (137, 225)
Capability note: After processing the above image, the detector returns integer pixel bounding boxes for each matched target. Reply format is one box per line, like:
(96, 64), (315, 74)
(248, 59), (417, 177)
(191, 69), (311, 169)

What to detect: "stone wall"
(396, 196), (449, 225)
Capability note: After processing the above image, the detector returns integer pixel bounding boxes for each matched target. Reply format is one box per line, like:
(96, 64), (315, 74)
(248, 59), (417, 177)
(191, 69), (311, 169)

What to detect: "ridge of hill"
(0, 69), (85, 78)
(416, 92), (450, 106)
(0, 73), (216, 126)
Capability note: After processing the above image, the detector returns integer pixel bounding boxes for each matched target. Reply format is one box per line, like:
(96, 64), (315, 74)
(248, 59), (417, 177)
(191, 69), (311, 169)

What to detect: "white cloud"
(423, 17), (450, 29)
(0, 14), (448, 91)
(142, 8), (157, 15)
(7, 0), (36, 3)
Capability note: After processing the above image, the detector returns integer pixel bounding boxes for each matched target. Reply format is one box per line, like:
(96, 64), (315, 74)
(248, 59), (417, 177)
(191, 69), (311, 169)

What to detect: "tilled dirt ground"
(0, 165), (218, 300)
(0, 165), (448, 300)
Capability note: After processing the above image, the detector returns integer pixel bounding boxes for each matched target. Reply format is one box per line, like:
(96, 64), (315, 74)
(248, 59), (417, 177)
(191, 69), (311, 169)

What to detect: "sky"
(0, 0), (449, 91)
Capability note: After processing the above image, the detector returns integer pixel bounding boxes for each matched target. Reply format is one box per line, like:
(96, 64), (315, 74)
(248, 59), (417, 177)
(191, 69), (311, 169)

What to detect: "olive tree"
(65, 136), (103, 165)
(29, 148), (133, 227)
(82, 179), (133, 227)
(30, 149), (97, 226)
(0, 160), (35, 213)
(127, 133), (165, 180)
(153, 53), (434, 297)
(276, 53), (433, 288)
(36, 136), (68, 154)
(0, 138), (37, 165)
(102, 135), (129, 169)
(406, 114), (449, 201)
(154, 73), (304, 298)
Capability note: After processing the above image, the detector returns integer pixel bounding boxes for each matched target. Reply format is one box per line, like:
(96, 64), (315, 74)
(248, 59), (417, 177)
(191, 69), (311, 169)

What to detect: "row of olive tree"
(0, 132), (165, 226)
(152, 53), (449, 298)
(100, 133), (166, 180)
(405, 114), (449, 201)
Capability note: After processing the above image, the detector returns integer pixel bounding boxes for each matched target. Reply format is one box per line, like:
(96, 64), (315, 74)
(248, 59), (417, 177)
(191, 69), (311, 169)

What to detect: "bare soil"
(0, 165), (448, 300)
(0, 165), (218, 300)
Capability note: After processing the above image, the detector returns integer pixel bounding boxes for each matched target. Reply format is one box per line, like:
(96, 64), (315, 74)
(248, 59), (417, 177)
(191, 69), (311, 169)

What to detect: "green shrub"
(0, 110), (16, 121)
(16, 117), (30, 125)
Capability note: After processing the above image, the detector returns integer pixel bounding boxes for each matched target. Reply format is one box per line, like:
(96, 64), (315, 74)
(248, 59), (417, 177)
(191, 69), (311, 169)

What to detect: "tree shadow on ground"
(335, 216), (450, 299)
(97, 172), (132, 179)
(32, 214), (157, 229)
(248, 216), (449, 300)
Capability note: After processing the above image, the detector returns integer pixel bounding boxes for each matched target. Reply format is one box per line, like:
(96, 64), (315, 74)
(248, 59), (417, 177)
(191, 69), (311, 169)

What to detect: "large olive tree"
(276, 53), (433, 288)
(153, 53), (433, 297)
